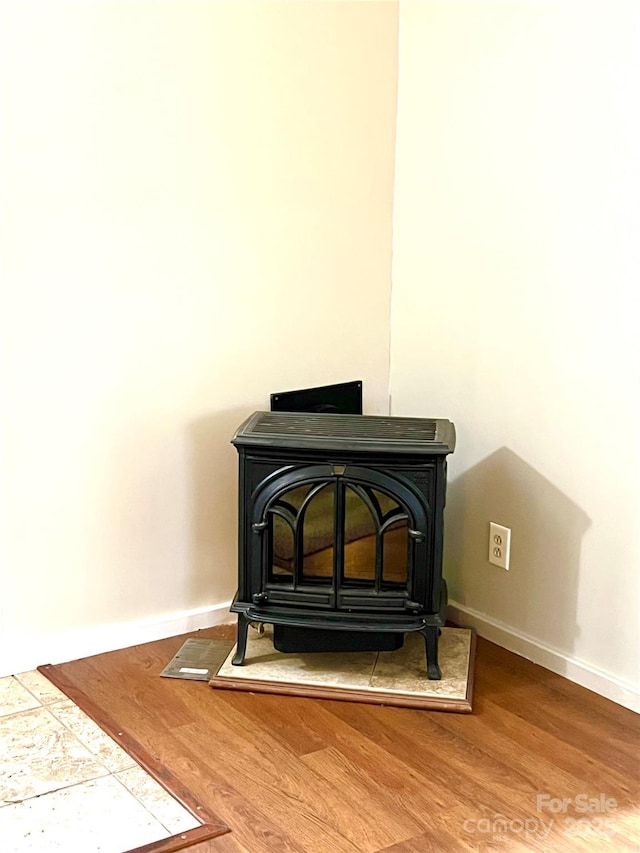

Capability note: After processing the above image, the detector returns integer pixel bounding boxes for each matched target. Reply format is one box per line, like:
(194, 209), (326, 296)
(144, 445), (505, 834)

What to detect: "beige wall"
(391, 1), (639, 706)
(0, 1), (398, 672)
(3, 0), (636, 707)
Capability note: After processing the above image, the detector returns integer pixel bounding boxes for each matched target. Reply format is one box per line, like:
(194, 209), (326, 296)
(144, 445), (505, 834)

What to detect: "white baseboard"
(448, 600), (639, 714)
(2, 601), (235, 678)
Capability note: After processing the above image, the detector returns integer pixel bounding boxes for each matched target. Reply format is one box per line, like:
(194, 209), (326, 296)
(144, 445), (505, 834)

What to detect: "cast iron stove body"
(230, 411), (456, 679)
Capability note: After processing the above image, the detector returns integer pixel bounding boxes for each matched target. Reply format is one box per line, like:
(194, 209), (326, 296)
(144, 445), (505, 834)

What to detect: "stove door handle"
(252, 592), (268, 605)
(405, 600), (422, 613)
(408, 529), (425, 542)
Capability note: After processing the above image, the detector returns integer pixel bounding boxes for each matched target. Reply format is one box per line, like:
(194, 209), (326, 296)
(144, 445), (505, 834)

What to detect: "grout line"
(369, 651), (380, 688)
(13, 672), (65, 704)
(0, 706), (42, 722)
(43, 696), (140, 775)
(10, 675), (46, 705)
(2, 769), (115, 809)
(111, 770), (187, 837)
(41, 702), (119, 774)
(0, 691), (42, 721)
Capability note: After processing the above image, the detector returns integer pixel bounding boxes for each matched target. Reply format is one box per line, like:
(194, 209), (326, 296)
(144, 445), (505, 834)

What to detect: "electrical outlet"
(489, 522), (511, 570)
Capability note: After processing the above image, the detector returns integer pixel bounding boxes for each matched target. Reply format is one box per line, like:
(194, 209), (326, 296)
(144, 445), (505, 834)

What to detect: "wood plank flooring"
(42, 625), (639, 852)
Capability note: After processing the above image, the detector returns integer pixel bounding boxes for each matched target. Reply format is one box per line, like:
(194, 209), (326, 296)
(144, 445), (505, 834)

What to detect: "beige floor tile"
(115, 765), (200, 834)
(0, 775), (171, 852)
(0, 706), (108, 803)
(15, 671), (67, 706)
(0, 677), (41, 718)
(48, 700), (136, 773)
(370, 628), (471, 698)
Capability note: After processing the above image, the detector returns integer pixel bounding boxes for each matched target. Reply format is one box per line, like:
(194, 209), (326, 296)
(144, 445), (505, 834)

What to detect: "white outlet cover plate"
(489, 522), (511, 570)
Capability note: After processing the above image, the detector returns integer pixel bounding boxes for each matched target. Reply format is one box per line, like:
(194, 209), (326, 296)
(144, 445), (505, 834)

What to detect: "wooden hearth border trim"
(209, 629), (476, 714)
(37, 663), (231, 853)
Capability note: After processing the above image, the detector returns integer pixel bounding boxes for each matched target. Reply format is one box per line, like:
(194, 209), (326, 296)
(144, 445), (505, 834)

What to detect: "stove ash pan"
(230, 411), (456, 679)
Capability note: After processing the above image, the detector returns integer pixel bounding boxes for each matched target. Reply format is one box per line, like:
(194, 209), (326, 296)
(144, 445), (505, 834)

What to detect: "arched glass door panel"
(267, 482), (335, 586)
(381, 518), (409, 586)
(342, 486), (409, 589)
(343, 486), (376, 581)
(300, 483), (335, 580)
(270, 513), (294, 581)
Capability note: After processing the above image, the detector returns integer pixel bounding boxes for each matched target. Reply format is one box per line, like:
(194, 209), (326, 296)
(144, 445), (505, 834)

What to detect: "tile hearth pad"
(210, 625), (475, 712)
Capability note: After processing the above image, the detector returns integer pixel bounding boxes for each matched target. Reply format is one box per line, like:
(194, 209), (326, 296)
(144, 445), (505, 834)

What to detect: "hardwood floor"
(42, 625), (639, 852)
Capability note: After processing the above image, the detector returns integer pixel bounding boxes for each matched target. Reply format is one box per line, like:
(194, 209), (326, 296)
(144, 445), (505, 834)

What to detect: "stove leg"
(232, 613), (250, 665)
(422, 625), (442, 680)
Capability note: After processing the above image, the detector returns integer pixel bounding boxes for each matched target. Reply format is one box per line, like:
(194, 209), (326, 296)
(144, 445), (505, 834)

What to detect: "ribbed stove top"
(232, 411), (456, 455)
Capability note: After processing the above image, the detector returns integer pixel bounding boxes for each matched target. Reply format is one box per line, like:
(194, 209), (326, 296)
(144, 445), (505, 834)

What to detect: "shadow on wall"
(187, 407), (252, 607)
(443, 447), (591, 658)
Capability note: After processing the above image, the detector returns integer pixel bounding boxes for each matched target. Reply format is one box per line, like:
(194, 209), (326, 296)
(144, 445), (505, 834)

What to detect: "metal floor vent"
(160, 638), (235, 681)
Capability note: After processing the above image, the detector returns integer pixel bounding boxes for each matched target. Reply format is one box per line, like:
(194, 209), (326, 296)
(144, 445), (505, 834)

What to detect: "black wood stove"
(230, 411), (456, 679)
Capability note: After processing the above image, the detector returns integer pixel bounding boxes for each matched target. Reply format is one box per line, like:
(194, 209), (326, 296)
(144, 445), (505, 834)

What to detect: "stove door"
(249, 464), (429, 614)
